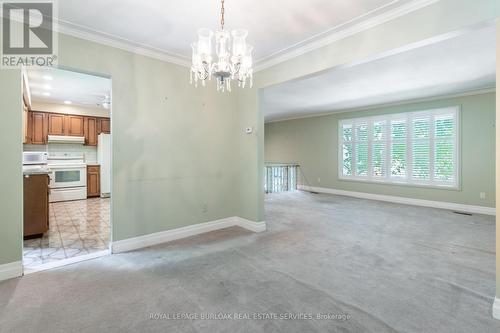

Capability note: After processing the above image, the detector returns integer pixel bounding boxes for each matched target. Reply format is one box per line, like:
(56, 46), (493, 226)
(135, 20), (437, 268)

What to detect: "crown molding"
(4, 0), (438, 71)
(55, 19), (192, 68)
(254, 0), (440, 72)
(265, 87), (496, 123)
(3, 6), (191, 67)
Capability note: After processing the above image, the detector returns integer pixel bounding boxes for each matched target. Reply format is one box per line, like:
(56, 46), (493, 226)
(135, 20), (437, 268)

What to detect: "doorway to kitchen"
(21, 66), (112, 273)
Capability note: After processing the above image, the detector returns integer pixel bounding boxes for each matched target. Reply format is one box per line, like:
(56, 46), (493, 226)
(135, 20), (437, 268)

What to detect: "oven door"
(49, 166), (87, 189)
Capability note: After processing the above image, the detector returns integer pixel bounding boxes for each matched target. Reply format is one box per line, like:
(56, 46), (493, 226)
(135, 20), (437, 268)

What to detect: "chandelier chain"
(220, 0), (225, 30)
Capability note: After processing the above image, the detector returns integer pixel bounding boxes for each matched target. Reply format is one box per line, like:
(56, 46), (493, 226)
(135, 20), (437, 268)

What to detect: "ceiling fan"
(80, 95), (111, 109)
(97, 95), (111, 109)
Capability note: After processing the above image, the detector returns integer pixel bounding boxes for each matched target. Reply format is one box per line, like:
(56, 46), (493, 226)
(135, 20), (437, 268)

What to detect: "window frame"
(338, 107), (460, 190)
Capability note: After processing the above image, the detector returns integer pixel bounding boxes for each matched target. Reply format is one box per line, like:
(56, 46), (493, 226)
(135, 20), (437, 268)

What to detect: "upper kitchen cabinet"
(99, 118), (110, 134)
(48, 114), (85, 136)
(84, 117), (98, 146)
(65, 115), (85, 136)
(25, 111), (109, 145)
(47, 113), (65, 135)
(29, 112), (47, 144)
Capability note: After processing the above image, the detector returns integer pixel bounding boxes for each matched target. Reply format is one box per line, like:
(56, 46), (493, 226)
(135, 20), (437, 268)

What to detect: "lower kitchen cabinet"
(23, 173), (49, 238)
(87, 165), (101, 197)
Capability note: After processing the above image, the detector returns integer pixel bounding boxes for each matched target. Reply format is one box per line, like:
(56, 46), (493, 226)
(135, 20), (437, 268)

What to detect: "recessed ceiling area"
(57, 0), (416, 64)
(261, 24), (496, 122)
(26, 67), (111, 109)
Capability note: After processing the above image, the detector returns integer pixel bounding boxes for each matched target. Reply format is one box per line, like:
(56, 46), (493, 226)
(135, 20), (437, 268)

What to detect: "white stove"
(47, 153), (87, 202)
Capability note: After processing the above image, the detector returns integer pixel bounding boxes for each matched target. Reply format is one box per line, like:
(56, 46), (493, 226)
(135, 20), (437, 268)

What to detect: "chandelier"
(190, 0), (253, 92)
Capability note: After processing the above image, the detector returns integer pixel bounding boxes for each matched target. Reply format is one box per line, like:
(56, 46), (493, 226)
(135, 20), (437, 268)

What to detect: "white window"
(339, 107), (459, 188)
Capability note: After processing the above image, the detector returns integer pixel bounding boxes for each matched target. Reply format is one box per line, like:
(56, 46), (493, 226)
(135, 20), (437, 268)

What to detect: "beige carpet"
(1, 191), (498, 332)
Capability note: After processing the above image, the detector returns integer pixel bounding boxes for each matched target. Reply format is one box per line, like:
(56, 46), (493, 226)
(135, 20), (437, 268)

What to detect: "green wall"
(265, 93), (496, 207)
(0, 33), (252, 266)
(0, 71), (23, 265)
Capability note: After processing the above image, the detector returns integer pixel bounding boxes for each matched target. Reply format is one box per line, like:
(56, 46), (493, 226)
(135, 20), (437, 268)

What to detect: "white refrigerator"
(97, 133), (111, 197)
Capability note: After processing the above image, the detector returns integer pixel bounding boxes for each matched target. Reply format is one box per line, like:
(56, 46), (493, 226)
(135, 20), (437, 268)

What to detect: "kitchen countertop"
(23, 166), (50, 176)
(23, 171), (50, 176)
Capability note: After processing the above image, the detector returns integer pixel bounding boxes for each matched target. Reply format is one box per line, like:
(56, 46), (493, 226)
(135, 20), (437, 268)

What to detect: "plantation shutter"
(390, 118), (407, 179)
(341, 123), (353, 176)
(355, 122), (369, 177)
(339, 107), (458, 188)
(411, 114), (431, 181)
(434, 113), (456, 183)
(372, 120), (387, 178)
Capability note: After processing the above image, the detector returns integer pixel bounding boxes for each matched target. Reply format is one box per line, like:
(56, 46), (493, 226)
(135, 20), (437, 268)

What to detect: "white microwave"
(23, 152), (48, 165)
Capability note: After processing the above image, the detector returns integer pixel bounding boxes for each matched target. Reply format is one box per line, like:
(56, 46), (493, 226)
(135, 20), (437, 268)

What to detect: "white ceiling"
(27, 67), (111, 109)
(261, 25), (496, 122)
(56, 0), (418, 65)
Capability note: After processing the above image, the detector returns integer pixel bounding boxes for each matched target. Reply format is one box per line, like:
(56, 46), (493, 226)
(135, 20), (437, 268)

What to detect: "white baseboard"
(0, 261), (22, 282)
(298, 185), (496, 216)
(493, 298), (500, 320)
(112, 216), (266, 253)
(235, 217), (267, 232)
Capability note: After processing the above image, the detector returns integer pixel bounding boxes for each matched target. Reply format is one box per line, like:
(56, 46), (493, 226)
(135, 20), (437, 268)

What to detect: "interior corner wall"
(265, 93), (496, 208)
(0, 32), (245, 266)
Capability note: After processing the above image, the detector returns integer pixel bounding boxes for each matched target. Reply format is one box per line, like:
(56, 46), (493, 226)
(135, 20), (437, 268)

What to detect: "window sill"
(338, 176), (460, 191)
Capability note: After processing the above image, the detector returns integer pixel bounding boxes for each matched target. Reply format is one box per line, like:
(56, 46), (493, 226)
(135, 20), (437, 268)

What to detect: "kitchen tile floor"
(23, 198), (110, 269)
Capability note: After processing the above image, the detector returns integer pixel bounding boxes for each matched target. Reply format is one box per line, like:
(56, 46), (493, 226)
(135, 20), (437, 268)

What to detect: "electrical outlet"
(480, 192), (486, 200)
(317, 177), (321, 184)
(202, 203), (208, 213)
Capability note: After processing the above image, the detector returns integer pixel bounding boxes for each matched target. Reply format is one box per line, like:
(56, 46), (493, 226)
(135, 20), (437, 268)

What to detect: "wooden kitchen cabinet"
(26, 111), (110, 145)
(84, 117), (98, 146)
(87, 165), (100, 197)
(47, 113), (65, 135)
(24, 173), (49, 238)
(65, 115), (85, 136)
(48, 114), (84, 136)
(99, 118), (110, 134)
(29, 111), (47, 144)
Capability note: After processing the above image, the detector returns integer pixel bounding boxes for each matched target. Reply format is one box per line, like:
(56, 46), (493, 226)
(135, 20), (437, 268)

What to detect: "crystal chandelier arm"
(198, 61), (210, 80)
(231, 62), (241, 77)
